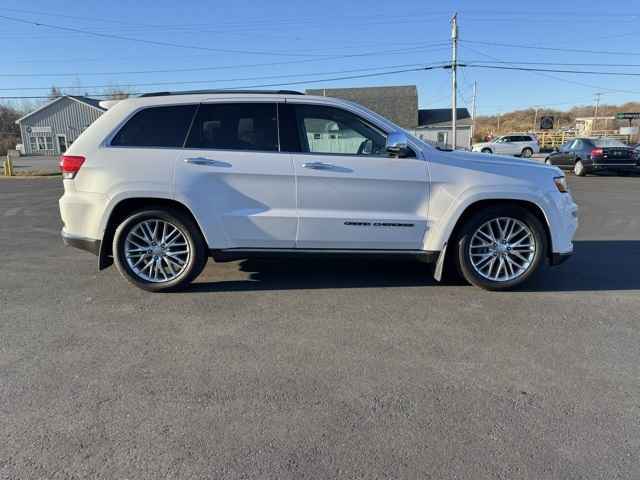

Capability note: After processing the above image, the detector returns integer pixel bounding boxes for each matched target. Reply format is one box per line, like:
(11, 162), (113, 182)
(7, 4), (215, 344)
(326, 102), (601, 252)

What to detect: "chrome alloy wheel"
(468, 217), (536, 282)
(124, 219), (190, 283)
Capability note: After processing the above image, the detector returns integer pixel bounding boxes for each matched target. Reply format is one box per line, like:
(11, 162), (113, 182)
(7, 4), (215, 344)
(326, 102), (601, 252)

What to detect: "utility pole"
(470, 81), (477, 149)
(451, 13), (458, 150)
(593, 92), (601, 133)
(532, 107), (539, 133)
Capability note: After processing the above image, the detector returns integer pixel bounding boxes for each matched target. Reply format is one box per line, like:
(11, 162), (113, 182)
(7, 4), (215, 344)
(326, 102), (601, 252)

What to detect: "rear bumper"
(590, 162), (639, 171)
(61, 229), (101, 256)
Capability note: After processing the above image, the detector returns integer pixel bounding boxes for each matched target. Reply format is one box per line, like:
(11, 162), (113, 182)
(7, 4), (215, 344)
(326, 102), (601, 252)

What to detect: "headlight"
(554, 176), (568, 193)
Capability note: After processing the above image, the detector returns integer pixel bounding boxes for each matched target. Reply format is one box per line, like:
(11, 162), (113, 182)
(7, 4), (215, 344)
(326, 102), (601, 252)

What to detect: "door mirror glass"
(386, 131), (410, 157)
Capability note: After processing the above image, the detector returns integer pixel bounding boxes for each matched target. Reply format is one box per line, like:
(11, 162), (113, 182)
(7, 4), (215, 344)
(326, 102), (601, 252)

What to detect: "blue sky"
(1, 0), (639, 115)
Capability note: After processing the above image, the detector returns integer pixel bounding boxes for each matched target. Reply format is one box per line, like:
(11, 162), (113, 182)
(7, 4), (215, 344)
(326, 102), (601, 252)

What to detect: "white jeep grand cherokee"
(59, 90), (577, 292)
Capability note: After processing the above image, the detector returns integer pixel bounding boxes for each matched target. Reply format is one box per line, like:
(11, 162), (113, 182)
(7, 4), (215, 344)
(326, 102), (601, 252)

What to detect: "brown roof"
(306, 85), (418, 129)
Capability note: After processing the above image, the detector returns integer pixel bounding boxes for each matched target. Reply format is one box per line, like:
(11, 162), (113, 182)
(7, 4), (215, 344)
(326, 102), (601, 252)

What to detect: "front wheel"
(455, 206), (546, 290)
(113, 209), (207, 292)
(481, 148), (492, 154)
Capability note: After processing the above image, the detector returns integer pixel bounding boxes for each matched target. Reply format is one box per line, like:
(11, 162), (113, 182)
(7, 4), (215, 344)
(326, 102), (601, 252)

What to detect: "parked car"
(59, 90), (577, 292)
(472, 134), (540, 157)
(545, 137), (638, 176)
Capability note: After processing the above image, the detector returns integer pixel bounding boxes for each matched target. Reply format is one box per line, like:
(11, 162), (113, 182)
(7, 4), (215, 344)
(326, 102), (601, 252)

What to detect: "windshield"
(593, 138), (627, 147)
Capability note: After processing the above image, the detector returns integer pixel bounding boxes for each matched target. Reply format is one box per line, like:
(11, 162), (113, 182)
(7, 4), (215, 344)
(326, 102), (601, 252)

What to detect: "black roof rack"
(139, 89), (304, 98)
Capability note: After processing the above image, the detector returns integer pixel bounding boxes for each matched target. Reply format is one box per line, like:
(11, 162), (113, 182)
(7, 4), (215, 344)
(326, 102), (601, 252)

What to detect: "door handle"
(184, 157), (231, 168)
(302, 161), (335, 170)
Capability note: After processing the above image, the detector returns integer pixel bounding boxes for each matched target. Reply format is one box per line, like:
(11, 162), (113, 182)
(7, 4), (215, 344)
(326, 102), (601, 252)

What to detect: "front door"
(57, 135), (67, 153)
(284, 103), (428, 250)
(174, 101), (297, 249)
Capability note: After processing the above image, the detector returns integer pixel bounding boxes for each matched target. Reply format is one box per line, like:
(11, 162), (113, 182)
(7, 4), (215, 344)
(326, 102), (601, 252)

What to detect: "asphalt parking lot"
(1, 175), (639, 479)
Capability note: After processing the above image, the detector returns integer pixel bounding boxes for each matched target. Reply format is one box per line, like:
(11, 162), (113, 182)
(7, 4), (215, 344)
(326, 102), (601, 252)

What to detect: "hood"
(445, 149), (557, 172)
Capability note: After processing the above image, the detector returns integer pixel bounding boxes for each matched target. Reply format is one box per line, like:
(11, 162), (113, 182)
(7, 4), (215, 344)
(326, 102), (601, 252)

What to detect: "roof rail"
(139, 89), (304, 98)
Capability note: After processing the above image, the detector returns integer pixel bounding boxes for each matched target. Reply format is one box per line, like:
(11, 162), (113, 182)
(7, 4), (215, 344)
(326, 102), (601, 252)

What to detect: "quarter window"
(293, 104), (387, 156)
(111, 104), (197, 148)
(185, 103), (278, 151)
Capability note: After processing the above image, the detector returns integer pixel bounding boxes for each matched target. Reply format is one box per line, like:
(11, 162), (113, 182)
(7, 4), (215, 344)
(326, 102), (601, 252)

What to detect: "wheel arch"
(433, 198), (553, 280)
(98, 197), (207, 270)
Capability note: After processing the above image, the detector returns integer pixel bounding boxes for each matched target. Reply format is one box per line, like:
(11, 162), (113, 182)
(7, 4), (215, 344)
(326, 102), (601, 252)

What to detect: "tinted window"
(185, 103), (278, 151)
(594, 138), (626, 147)
(293, 104), (387, 156)
(111, 105), (197, 148)
(520, 136), (532, 142)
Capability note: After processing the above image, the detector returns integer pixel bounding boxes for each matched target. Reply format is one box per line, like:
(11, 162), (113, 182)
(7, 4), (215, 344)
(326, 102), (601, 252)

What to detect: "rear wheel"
(521, 147), (533, 158)
(455, 206), (546, 290)
(574, 159), (586, 176)
(545, 157), (552, 165)
(113, 209), (207, 292)
(481, 148), (492, 154)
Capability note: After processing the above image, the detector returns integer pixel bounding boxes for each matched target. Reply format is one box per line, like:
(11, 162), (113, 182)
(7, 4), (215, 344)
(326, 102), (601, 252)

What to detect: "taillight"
(59, 155), (85, 179)
(590, 148), (604, 159)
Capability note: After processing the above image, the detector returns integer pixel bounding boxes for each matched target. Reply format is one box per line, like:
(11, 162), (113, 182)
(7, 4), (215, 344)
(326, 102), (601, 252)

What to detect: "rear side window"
(111, 105), (197, 148)
(185, 102), (278, 151)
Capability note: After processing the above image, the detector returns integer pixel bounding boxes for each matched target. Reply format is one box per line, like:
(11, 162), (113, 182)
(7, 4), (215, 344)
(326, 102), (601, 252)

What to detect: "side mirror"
(386, 131), (410, 157)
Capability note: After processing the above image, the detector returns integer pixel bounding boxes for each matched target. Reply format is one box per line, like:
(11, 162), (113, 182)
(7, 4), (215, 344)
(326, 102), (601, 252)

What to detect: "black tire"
(113, 208), (207, 292)
(481, 148), (492, 154)
(521, 147), (533, 158)
(454, 205), (547, 291)
(574, 159), (587, 176)
(545, 157), (552, 165)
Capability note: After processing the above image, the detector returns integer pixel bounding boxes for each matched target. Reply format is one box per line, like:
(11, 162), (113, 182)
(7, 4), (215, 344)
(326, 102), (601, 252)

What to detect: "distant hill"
(474, 102), (640, 142)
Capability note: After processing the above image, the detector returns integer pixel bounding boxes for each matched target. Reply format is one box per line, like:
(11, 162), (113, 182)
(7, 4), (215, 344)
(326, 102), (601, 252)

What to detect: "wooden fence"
(533, 130), (631, 151)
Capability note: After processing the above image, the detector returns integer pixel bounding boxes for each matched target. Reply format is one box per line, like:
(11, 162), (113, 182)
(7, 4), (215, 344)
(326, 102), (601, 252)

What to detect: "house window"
(34, 135), (53, 151)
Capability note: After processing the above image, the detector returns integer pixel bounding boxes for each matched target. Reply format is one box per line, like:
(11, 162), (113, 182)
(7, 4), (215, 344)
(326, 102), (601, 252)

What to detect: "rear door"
(283, 102), (428, 250)
(551, 140), (574, 167)
(174, 101), (297, 249)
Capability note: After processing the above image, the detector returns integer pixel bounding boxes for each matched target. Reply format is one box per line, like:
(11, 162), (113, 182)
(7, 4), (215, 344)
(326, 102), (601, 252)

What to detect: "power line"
(462, 60), (640, 68)
(0, 13), (356, 58)
(462, 43), (640, 94)
(0, 43), (450, 77)
(461, 39), (640, 56)
(0, 64), (445, 100)
(466, 64), (640, 77)
(0, 63), (446, 92)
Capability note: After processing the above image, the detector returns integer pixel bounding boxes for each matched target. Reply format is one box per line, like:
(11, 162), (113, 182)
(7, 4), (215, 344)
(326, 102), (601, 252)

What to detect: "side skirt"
(211, 248), (439, 264)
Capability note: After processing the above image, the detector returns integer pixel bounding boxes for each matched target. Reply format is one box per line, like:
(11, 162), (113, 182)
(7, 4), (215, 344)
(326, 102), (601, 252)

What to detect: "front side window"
(111, 104), (197, 148)
(293, 104), (387, 156)
(185, 102), (278, 151)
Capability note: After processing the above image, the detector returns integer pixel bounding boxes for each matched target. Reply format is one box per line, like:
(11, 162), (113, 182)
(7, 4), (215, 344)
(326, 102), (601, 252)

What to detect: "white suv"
(59, 90), (577, 291)
(472, 134), (540, 157)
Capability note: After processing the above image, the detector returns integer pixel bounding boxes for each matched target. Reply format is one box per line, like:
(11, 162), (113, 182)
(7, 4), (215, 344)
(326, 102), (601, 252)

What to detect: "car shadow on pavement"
(188, 256), (440, 292)
(520, 240), (640, 292)
(185, 240), (640, 293)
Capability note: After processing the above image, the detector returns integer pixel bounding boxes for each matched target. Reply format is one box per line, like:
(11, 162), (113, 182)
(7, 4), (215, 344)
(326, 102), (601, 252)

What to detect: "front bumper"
(61, 229), (101, 256)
